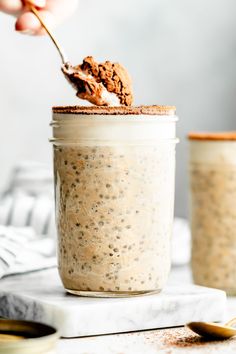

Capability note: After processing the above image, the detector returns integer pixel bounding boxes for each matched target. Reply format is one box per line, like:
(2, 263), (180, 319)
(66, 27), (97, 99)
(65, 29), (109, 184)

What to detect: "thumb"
(15, 9), (54, 35)
(23, 0), (46, 7)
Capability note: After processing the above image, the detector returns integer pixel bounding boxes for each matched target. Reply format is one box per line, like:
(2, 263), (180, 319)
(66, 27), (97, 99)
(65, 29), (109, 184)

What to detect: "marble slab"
(0, 268), (226, 338)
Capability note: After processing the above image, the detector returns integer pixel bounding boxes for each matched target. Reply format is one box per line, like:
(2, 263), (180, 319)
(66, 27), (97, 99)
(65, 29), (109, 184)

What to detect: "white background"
(0, 0), (236, 216)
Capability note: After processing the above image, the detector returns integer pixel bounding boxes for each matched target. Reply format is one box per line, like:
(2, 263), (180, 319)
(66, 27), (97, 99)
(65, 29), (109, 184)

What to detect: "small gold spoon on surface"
(25, 0), (68, 64)
(187, 318), (236, 340)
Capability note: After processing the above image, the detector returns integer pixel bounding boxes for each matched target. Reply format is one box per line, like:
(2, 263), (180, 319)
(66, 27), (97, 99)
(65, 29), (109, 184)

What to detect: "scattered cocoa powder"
(141, 327), (233, 349)
(161, 328), (226, 348)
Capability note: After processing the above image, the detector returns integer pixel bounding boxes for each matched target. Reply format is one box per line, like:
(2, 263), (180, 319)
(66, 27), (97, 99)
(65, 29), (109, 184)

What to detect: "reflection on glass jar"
(189, 132), (236, 295)
(51, 106), (178, 297)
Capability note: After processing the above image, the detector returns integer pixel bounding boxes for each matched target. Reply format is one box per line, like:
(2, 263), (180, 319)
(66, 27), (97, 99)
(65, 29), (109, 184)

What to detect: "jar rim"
(52, 105), (176, 116)
(188, 131), (236, 141)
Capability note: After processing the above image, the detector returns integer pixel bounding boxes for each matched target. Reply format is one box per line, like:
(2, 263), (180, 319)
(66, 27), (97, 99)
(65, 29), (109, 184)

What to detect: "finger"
(25, 0), (46, 7)
(15, 10), (54, 35)
(0, 0), (46, 15)
(0, 0), (23, 14)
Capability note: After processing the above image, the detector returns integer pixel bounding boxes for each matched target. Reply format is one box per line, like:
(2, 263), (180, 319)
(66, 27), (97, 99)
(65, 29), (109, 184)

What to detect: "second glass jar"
(189, 132), (236, 295)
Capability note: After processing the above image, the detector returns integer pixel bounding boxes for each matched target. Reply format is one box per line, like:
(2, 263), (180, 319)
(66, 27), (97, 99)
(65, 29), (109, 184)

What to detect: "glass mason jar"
(189, 132), (236, 295)
(51, 106), (178, 297)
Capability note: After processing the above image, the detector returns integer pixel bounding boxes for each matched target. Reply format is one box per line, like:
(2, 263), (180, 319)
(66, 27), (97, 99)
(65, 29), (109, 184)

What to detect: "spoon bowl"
(187, 318), (236, 340)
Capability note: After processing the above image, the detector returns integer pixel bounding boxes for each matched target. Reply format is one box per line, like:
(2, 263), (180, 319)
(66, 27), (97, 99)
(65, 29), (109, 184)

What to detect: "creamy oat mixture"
(54, 143), (175, 293)
(189, 137), (236, 294)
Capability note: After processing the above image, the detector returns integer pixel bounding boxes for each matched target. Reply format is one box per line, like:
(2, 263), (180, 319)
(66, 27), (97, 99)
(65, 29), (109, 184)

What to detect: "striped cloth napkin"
(0, 161), (56, 278)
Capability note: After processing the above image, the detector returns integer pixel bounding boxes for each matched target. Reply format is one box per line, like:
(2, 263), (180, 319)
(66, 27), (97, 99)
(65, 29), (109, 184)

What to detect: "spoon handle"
(25, 1), (68, 64)
(226, 317), (236, 327)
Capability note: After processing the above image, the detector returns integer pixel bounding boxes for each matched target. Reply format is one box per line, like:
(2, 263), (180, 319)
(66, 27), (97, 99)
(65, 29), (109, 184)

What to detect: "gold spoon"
(186, 318), (236, 340)
(25, 0), (68, 64)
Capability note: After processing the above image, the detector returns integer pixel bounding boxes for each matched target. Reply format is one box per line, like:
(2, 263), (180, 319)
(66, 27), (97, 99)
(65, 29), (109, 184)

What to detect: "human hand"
(0, 0), (78, 35)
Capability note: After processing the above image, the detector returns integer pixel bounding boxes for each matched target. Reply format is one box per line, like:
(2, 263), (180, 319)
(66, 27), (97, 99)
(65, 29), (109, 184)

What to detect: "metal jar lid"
(0, 319), (59, 354)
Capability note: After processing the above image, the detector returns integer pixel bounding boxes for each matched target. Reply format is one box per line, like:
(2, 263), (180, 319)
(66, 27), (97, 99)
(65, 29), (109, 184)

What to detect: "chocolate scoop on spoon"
(187, 318), (236, 340)
(27, 1), (133, 106)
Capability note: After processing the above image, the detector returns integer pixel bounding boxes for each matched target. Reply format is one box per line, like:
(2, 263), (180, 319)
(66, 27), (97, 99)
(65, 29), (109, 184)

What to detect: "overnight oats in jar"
(189, 132), (236, 295)
(51, 105), (178, 297)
